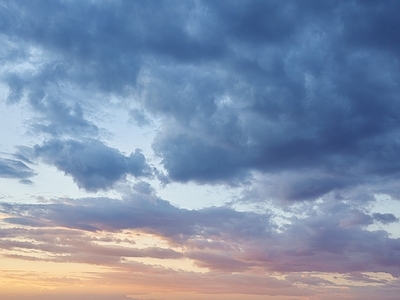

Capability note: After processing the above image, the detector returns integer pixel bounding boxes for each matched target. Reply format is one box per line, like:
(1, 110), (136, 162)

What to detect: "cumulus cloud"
(33, 139), (152, 191)
(2, 0), (400, 201)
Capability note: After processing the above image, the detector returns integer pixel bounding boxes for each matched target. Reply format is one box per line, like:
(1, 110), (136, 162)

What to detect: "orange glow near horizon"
(1, 214), (399, 300)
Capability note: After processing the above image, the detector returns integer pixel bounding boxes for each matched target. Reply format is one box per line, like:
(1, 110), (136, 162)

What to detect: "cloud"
(2, 295), (135, 300)
(373, 213), (399, 224)
(28, 92), (99, 137)
(2, 0), (400, 202)
(134, 0), (400, 203)
(1, 191), (399, 277)
(0, 157), (35, 184)
(129, 108), (152, 127)
(33, 139), (152, 191)
(153, 131), (249, 184)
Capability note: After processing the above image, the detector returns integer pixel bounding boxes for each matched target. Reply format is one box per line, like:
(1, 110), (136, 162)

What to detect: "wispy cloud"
(1, 189), (399, 277)
(0, 158), (35, 184)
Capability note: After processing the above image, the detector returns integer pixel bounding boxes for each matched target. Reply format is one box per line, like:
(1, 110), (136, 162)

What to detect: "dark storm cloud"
(0, 158), (35, 184)
(2, 0), (400, 199)
(1, 192), (399, 276)
(33, 139), (152, 191)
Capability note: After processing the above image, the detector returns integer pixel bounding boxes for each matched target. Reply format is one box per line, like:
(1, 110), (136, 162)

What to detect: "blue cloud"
(0, 158), (35, 184)
(1, 0), (400, 201)
(34, 139), (152, 191)
(373, 213), (399, 224)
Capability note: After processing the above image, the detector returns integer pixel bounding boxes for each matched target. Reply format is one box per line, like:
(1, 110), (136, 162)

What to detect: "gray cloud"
(2, 0), (400, 201)
(28, 92), (99, 137)
(1, 192), (399, 277)
(140, 1), (400, 202)
(34, 139), (152, 191)
(373, 213), (399, 225)
(129, 108), (152, 127)
(2, 295), (134, 300)
(0, 157), (35, 184)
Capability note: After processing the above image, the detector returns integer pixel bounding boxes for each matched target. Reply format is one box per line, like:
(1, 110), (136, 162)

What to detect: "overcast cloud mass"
(1, 1), (400, 299)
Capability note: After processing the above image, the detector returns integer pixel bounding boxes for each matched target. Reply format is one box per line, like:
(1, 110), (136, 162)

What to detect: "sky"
(1, 0), (400, 299)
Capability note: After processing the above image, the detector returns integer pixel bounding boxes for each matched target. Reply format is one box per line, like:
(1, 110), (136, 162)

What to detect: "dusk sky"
(1, 1), (400, 299)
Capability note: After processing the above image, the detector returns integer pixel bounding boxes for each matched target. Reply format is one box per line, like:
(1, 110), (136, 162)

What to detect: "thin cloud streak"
(1, 190), (399, 277)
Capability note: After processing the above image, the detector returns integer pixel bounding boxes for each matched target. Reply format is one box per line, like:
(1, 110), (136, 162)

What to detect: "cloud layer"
(1, 189), (399, 277)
